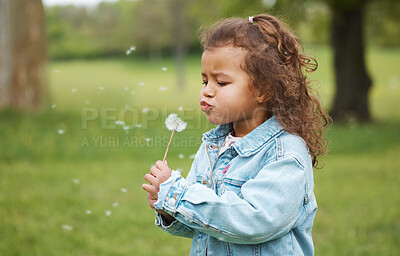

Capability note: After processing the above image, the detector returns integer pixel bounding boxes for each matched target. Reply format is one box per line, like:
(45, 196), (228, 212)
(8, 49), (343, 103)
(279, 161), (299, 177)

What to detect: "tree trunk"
(0, 0), (47, 111)
(329, 4), (372, 122)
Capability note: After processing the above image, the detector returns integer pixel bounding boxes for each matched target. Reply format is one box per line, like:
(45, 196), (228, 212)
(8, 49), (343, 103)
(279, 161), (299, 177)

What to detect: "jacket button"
(205, 180), (212, 187)
(208, 144), (216, 150)
(168, 198), (176, 207)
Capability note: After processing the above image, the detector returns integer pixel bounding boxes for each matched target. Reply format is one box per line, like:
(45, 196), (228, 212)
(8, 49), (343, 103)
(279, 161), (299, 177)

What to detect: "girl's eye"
(218, 82), (228, 86)
(202, 81), (208, 85)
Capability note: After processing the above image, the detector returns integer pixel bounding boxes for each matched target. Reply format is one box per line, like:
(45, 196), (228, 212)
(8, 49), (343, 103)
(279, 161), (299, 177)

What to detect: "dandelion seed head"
(122, 126), (131, 131)
(73, 179), (80, 184)
(124, 87), (129, 91)
(161, 66), (167, 72)
(112, 201), (119, 208)
(72, 88), (77, 94)
(178, 106), (183, 111)
(84, 100), (90, 105)
(145, 138), (151, 142)
(130, 90), (135, 95)
(179, 154), (184, 159)
(135, 124), (142, 128)
(58, 129), (65, 134)
(189, 154), (196, 159)
(55, 69), (60, 73)
(142, 108), (149, 113)
(139, 81), (145, 87)
(86, 210), (92, 214)
(165, 113), (187, 132)
(159, 86), (168, 91)
(51, 104), (57, 109)
(121, 188), (127, 193)
(105, 210), (112, 216)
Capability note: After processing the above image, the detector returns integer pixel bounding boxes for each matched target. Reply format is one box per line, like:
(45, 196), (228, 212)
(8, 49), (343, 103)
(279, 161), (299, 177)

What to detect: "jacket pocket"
(220, 177), (246, 198)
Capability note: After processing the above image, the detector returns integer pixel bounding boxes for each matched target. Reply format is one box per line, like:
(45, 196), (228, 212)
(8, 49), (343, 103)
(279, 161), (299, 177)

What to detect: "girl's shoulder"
(265, 131), (312, 168)
(276, 131), (309, 155)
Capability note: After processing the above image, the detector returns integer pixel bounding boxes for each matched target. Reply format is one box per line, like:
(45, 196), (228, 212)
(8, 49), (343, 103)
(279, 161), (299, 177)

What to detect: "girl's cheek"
(199, 86), (206, 98)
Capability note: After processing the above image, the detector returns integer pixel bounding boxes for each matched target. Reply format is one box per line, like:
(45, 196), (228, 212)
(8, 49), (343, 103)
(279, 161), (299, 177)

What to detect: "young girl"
(142, 14), (329, 255)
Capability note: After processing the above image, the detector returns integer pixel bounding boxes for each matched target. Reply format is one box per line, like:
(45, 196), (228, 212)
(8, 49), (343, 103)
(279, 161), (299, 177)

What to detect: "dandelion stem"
(163, 130), (175, 162)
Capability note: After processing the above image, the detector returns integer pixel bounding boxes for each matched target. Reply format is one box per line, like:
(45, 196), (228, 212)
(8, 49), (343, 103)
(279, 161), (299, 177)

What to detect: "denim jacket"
(154, 116), (317, 255)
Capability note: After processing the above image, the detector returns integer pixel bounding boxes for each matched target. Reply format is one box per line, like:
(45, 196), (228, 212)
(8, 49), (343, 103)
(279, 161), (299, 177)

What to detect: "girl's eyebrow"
(201, 71), (229, 77)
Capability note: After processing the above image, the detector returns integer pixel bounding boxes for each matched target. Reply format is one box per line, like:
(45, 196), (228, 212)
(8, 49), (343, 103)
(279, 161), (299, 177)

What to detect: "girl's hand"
(142, 160), (172, 209)
(143, 184), (159, 210)
(143, 186), (175, 224)
(142, 161), (175, 224)
(144, 160), (172, 188)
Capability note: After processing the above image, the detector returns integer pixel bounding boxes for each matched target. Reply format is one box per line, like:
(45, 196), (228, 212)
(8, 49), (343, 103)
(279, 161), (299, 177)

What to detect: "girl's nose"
(202, 83), (215, 98)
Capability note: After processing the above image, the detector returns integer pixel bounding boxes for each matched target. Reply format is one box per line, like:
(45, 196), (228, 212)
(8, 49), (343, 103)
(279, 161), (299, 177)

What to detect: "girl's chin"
(205, 114), (229, 126)
(204, 114), (219, 125)
(208, 120), (220, 125)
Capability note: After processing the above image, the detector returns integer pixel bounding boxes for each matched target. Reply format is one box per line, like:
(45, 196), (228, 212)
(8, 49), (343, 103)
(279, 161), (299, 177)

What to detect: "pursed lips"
(200, 100), (213, 111)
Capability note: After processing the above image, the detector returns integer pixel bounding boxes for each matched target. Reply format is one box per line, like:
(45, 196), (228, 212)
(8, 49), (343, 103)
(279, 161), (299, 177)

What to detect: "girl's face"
(200, 46), (268, 137)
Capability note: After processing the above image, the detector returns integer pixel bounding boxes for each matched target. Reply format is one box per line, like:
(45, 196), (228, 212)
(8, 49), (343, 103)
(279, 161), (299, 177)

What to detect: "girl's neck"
(232, 113), (270, 137)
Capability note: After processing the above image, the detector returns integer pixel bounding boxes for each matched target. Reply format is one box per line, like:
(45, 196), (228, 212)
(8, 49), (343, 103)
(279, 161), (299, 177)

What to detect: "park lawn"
(0, 46), (399, 255)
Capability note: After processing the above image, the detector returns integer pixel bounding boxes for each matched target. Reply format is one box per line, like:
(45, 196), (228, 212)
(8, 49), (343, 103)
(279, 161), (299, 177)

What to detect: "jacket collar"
(202, 116), (284, 157)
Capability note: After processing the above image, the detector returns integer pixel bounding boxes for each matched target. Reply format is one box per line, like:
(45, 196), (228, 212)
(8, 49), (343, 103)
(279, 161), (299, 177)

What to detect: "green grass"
(1, 46), (399, 255)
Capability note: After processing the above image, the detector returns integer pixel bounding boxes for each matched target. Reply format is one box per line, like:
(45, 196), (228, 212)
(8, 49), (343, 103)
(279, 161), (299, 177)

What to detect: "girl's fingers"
(155, 160), (168, 169)
(147, 193), (157, 202)
(144, 173), (157, 185)
(142, 183), (159, 195)
(147, 193), (159, 210)
(147, 194), (157, 209)
(150, 166), (160, 177)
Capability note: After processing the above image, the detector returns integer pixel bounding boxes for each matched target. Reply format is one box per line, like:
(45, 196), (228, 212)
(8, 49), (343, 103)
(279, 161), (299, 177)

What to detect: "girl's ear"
(256, 95), (267, 104)
(254, 90), (268, 104)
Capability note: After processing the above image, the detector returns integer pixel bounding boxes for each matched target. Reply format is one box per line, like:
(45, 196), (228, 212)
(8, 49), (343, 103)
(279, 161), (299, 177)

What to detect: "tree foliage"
(45, 0), (399, 60)
(41, 0), (304, 59)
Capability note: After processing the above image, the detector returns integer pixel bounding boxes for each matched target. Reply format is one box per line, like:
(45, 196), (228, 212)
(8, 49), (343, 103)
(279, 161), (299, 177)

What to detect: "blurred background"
(0, 0), (399, 255)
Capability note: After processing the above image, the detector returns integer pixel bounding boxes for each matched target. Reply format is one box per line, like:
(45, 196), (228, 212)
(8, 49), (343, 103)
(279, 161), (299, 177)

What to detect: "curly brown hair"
(200, 14), (330, 168)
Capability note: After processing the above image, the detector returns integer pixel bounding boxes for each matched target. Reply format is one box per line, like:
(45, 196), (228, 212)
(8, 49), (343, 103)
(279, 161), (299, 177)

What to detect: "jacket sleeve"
(154, 154), (311, 244)
(154, 211), (194, 238)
